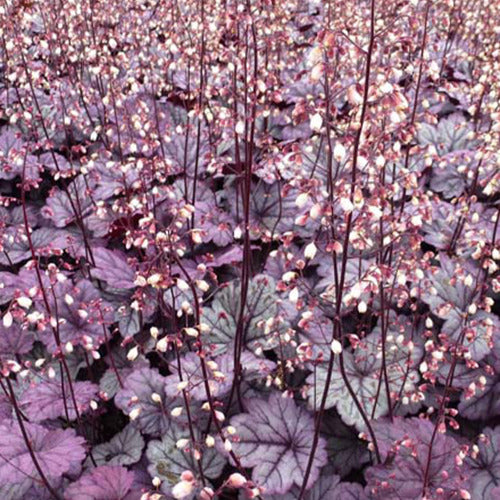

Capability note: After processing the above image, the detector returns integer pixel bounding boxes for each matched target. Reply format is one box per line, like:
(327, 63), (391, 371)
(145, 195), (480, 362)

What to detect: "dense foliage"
(0, 0), (499, 498)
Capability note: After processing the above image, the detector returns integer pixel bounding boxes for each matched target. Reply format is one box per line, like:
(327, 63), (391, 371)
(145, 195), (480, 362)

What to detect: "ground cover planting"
(0, 0), (499, 498)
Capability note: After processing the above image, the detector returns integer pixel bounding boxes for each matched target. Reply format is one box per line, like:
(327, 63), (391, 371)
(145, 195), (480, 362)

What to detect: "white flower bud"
(176, 279), (189, 291)
(196, 280), (210, 292)
(177, 381), (189, 392)
(184, 327), (199, 338)
(340, 197), (354, 213)
(333, 143), (346, 162)
(228, 473), (247, 488)
(127, 346), (139, 361)
(309, 113), (323, 132)
(235, 121), (245, 135)
(330, 339), (343, 354)
(224, 439), (233, 452)
(17, 297), (32, 309)
(172, 480), (194, 499)
(176, 438), (189, 449)
(304, 242), (317, 260)
(129, 407), (141, 420)
(295, 192), (309, 208)
(468, 303), (477, 315)
(215, 410), (225, 422)
(156, 337), (168, 352)
(151, 392), (162, 403)
(282, 271), (297, 283)
(171, 406), (183, 417)
(2, 312), (13, 328)
(233, 226), (242, 239)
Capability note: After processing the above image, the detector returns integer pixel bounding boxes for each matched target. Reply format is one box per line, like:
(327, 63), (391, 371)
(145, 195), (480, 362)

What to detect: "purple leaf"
(441, 309), (497, 362)
(0, 321), (34, 358)
(42, 176), (93, 228)
(267, 467), (368, 500)
(115, 367), (174, 436)
(228, 392), (328, 494)
(316, 257), (372, 312)
(421, 254), (493, 360)
(467, 426), (500, 499)
(0, 267), (50, 304)
(417, 113), (473, 154)
(99, 347), (149, 398)
(429, 150), (470, 198)
(64, 466), (137, 500)
(202, 274), (282, 355)
(0, 226), (69, 265)
(421, 254), (477, 311)
(365, 418), (470, 499)
(329, 482), (368, 499)
(422, 200), (459, 250)
(42, 279), (112, 351)
(454, 345), (500, 420)
(156, 102), (209, 175)
(20, 378), (98, 422)
(39, 151), (73, 175)
(90, 158), (140, 201)
(92, 424), (144, 466)
(0, 128), (40, 181)
(91, 247), (136, 289)
(308, 315), (422, 429)
(210, 245), (244, 267)
(321, 413), (370, 477)
(165, 350), (275, 401)
(0, 420), (85, 496)
(228, 180), (303, 239)
(267, 467), (340, 499)
(146, 422), (226, 496)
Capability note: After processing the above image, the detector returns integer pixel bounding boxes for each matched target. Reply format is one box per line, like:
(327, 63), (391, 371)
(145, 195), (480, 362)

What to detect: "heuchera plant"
(0, 0), (498, 498)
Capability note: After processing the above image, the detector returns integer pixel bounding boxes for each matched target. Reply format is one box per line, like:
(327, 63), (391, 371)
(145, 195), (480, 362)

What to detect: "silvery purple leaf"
(266, 467), (340, 499)
(115, 367), (174, 436)
(42, 279), (112, 351)
(0, 128), (40, 181)
(91, 247), (136, 290)
(365, 418), (470, 499)
(42, 176), (93, 228)
(147, 422), (226, 497)
(308, 315), (422, 429)
(92, 424), (144, 466)
(467, 426), (500, 499)
(63, 466), (138, 500)
(20, 377), (98, 422)
(0, 267), (50, 304)
(202, 274), (282, 355)
(0, 321), (34, 358)
(0, 226), (69, 265)
(417, 113), (473, 155)
(0, 420), (85, 497)
(164, 350), (275, 401)
(228, 392), (327, 494)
